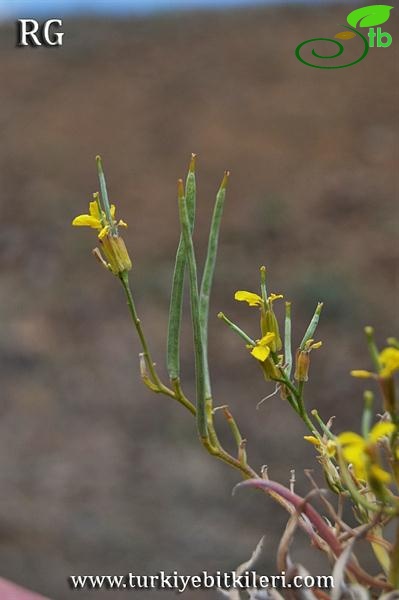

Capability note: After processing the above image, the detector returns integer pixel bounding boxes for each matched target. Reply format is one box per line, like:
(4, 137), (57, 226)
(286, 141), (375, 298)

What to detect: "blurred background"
(0, 0), (397, 598)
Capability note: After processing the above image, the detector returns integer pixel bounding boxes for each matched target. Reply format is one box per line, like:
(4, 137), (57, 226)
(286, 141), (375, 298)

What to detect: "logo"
(17, 19), (64, 47)
(295, 5), (393, 69)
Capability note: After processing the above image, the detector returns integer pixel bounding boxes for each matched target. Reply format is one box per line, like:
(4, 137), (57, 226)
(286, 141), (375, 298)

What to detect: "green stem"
(272, 358), (315, 434)
(119, 271), (197, 412)
(282, 389), (300, 413)
(389, 521), (399, 587)
(169, 378), (196, 415)
(311, 409), (335, 440)
(171, 378), (196, 416)
(221, 406), (247, 465)
(296, 381), (317, 434)
(272, 375), (299, 402)
(119, 271), (161, 386)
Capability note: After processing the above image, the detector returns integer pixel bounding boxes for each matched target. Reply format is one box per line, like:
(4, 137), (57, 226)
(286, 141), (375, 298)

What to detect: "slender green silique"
(300, 302), (323, 350)
(96, 155), (117, 235)
(166, 155), (197, 381)
(362, 390), (374, 439)
(260, 266), (268, 304)
(364, 326), (381, 372)
(199, 171), (229, 398)
(284, 301), (292, 377)
(217, 312), (255, 346)
(311, 409), (334, 440)
(177, 180), (208, 439)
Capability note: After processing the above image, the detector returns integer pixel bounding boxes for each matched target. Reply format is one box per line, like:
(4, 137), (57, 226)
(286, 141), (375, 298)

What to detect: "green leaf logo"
(347, 5), (393, 28)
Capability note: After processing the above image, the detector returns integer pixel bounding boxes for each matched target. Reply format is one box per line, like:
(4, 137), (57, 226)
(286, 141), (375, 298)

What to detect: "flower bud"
(101, 234), (132, 275)
(261, 309), (282, 352)
(294, 349), (310, 382)
(379, 375), (396, 416)
(260, 356), (280, 381)
(139, 353), (159, 392)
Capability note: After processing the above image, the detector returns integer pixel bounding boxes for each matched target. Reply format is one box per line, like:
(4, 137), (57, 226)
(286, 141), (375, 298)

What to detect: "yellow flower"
(304, 435), (320, 446)
(351, 346), (399, 380)
(234, 291), (263, 307)
(268, 293), (284, 304)
(98, 235), (132, 275)
(337, 421), (395, 483)
(250, 332), (275, 362)
(294, 339), (322, 382)
(379, 347), (399, 378)
(304, 435), (336, 457)
(73, 195), (131, 275)
(234, 290), (283, 308)
(235, 287), (284, 353)
(72, 199), (127, 240)
(350, 369), (374, 379)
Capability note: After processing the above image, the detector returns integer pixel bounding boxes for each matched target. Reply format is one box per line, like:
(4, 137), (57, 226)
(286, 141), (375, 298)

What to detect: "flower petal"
(379, 347), (399, 377)
(251, 345), (270, 362)
(234, 291), (263, 307)
(304, 435), (320, 447)
(369, 464), (392, 485)
(309, 341), (322, 350)
(89, 200), (101, 221)
(337, 431), (365, 448)
(369, 421), (395, 444)
(350, 370), (374, 378)
(118, 219), (128, 228)
(268, 293), (284, 304)
(98, 225), (110, 240)
(72, 214), (101, 229)
(341, 445), (364, 465)
(257, 332), (275, 346)
(110, 204), (116, 219)
(351, 463), (367, 481)
(326, 440), (337, 457)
